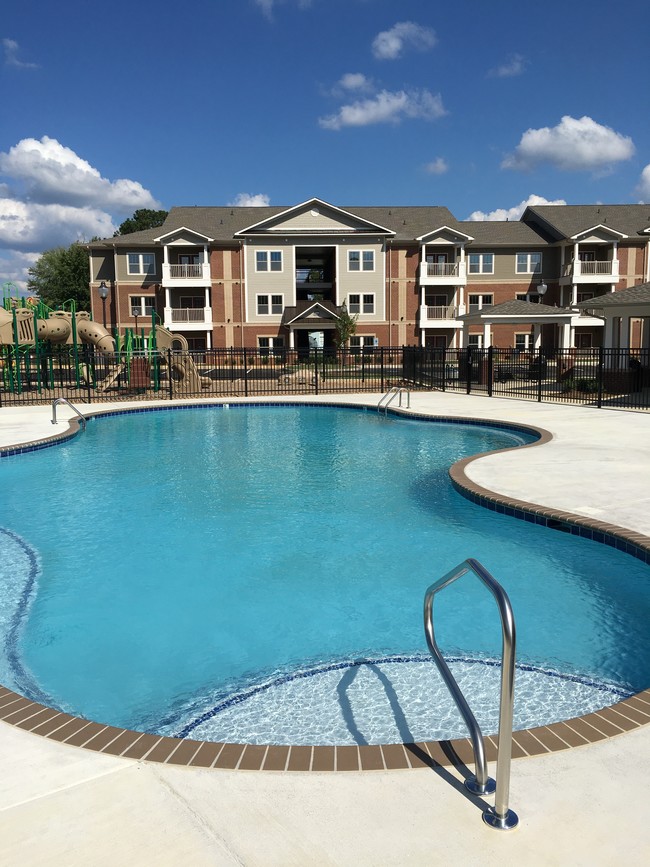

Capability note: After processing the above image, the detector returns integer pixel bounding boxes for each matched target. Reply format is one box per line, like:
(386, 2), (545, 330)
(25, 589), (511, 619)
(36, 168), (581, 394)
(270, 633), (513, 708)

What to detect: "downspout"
(239, 241), (245, 349)
(113, 244), (120, 338)
(646, 238), (650, 282)
(387, 240), (392, 347)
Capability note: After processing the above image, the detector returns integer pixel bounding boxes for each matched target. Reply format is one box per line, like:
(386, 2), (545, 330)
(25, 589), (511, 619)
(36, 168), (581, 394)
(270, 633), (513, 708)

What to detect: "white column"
(619, 316), (630, 350)
(603, 316), (615, 348)
(571, 284), (578, 306)
(559, 323), (571, 349)
(573, 242), (580, 276)
(289, 329), (295, 349)
(532, 324), (542, 349)
(163, 245), (169, 265)
(483, 322), (491, 347)
(206, 330), (212, 349)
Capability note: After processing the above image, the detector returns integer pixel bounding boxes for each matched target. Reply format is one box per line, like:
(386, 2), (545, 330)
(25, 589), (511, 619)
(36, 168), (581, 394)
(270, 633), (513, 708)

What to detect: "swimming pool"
(1, 404), (648, 746)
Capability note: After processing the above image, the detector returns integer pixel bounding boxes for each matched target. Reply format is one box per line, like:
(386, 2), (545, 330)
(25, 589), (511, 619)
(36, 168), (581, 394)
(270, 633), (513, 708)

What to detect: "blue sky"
(1, 0), (649, 288)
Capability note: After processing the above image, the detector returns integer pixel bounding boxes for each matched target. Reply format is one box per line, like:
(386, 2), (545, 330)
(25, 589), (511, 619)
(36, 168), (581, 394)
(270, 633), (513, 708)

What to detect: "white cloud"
(0, 136), (161, 285)
(637, 165), (650, 202)
(254, 0), (312, 19)
(0, 251), (40, 292)
(424, 157), (448, 175)
(502, 115), (635, 172)
(372, 21), (437, 60)
(228, 193), (271, 207)
(319, 89), (446, 130)
(0, 198), (116, 251)
(0, 136), (160, 212)
(3, 38), (38, 69)
(338, 73), (373, 92)
(467, 194), (566, 222)
(489, 53), (525, 78)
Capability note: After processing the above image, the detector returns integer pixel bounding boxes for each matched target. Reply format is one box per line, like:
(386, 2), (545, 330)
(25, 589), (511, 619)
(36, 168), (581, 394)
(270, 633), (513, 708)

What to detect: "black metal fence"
(2, 344), (649, 411)
(403, 346), (650, 411)
(0, 345), (406, 406)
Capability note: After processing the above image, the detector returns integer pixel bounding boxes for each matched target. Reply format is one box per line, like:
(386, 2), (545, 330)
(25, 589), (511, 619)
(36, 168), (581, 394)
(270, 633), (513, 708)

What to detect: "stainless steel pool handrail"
(51, 397), (87, 431)
(424, 558), (518, 830)
(378, 386), (410, 414)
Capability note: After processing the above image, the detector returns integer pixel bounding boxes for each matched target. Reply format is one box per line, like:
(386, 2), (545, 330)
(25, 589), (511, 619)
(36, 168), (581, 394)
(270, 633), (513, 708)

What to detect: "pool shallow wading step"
(1, 401), (650, 772)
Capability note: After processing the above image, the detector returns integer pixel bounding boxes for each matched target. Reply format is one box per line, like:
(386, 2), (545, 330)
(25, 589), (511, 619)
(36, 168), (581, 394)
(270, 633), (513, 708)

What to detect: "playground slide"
(36, 317), (71, 343)
(74, 317), (115, 352)
(154, 327), (210, 393)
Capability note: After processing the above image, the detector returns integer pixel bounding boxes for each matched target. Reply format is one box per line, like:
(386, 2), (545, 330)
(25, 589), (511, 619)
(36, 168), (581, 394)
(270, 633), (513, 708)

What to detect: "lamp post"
(98, 281), (109, 328)
(536, 281), (548, 303)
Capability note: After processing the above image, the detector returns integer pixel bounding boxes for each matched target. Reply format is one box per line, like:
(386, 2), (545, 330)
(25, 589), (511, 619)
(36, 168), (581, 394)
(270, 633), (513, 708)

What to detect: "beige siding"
(91, 253), (114, 282)
(339, 242), (385, 320)
(245, 241), (294, 323)
(115, 250), (162, 282)
(466, 247), (560, 284)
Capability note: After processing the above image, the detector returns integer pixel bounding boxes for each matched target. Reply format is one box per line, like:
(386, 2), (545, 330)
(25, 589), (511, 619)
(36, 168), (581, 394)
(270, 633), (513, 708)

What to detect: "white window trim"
(255, 250), (283, 273)
(467, 334), (483, 348)
(127, 252), (156, 276)
(516, 252), (543, 274)
(514, 332), (531, 351)
(348, 250), (375, 272)
(256, 293), (284, 315)
(350, 335), (376, 348)
(129, 295), (156, 316)
(468, 253), (494, 275)
(468, 293), (493, 311)
(347, 292), (376, 315)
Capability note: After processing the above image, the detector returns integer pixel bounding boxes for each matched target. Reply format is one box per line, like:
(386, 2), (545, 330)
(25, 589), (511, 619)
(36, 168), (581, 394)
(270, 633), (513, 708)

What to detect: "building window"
(516, 252), (542, 274)
(348, 250), (374, 271)
(256, 251), (282, 272)
(130, 296), (156, 316)
(468, 253), (494, 274)
(257, 294), (283, 315)
(258, 336), (285, 357)
(348, 293), (375, 314)
(127, 253), (155, 276)
(350, 335), (376, 354)
(516, 292), (540, 304)
(514, 333), (531, 352)
(467, 334), (483, 348)
(468, 294), (493, 312)
(577, 291), (595, 303)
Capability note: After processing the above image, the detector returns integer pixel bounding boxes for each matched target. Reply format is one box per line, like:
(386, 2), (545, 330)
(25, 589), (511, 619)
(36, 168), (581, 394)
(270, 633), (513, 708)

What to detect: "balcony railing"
(425, 262), (459, 277)
(425, 305), (459, 320)
(562, 259), (619, 279)
(171, 308), (208, 323)
(162, 263), (211, 283)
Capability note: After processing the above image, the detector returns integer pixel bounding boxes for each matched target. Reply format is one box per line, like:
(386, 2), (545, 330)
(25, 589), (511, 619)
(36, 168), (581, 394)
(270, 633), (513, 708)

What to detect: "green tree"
(26, 243), (91, 310)
(334, 305), (358, 348)
(114, 208), (168, 236)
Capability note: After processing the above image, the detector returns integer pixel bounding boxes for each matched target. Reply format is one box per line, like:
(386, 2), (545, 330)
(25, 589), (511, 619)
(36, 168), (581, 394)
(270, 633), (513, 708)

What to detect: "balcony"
(560, 259), (619, 284)
(419, 304), (464, 328)
(163, 307), (212, 331)
(162, 262), (211, 288)
(419, 261), (466, 286)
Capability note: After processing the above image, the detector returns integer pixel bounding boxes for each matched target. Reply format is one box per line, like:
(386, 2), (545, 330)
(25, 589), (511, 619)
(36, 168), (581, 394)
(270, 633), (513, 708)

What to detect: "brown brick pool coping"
(1, 400), (649, 772)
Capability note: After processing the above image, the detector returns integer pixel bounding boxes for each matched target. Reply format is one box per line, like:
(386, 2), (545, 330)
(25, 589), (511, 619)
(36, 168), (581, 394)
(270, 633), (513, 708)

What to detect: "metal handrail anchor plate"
(51, 397), (87, 431)
(424, 558), (519, 830)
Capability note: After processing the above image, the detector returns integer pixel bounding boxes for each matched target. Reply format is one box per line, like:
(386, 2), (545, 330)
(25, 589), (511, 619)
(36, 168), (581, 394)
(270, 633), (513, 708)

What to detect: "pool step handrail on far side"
(377, 386), (410, 415)
(424, 558), (519, 831)
(51, 397), (87, 431)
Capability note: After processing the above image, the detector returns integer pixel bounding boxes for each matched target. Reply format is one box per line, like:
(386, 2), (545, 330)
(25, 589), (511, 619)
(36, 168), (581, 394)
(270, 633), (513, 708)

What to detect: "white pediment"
(153, 226), (214, 245)
(286, 302), (341, 325)
(571, 224), (627, 243)
(417, 225), (474, 244)
(236, 198), (394, 236)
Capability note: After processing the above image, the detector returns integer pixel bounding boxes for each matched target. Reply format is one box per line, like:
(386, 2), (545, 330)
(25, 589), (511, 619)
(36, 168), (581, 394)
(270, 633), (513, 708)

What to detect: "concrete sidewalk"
(1, 393), (649, 865)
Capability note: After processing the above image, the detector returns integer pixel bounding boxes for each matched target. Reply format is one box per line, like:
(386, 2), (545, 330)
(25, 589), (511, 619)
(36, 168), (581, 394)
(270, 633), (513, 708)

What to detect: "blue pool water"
(1, 405), (648, 745)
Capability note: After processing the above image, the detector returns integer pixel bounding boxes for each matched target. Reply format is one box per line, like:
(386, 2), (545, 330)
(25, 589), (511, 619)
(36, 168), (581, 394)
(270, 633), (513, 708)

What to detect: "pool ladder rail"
(377, 386), (410, 415)
(424, 558), (519, 831)
(51, 397), (87, 432)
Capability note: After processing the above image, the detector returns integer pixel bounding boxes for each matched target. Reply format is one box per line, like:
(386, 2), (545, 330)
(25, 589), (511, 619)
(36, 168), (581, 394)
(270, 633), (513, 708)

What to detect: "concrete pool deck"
(0, 393), (649, 865)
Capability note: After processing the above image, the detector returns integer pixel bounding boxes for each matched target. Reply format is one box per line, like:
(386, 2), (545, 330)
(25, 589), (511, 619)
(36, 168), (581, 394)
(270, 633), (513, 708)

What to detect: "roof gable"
(235, 198), (395, 236)
(153, 226), (214, 244)
(417, 225), (474, 244)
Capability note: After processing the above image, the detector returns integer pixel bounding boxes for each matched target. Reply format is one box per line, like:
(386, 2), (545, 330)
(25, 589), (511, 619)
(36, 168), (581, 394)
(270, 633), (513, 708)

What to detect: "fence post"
(487, 346), (494, 397)
(313, 350), (319, 395)
(466, 347), (472, 394)
(168, 349), (173, 400)
(380, 348), (385, 392)
(537, 352), (543, 403)
(597, 345), (604, 409)
(243, 348), (249, 396)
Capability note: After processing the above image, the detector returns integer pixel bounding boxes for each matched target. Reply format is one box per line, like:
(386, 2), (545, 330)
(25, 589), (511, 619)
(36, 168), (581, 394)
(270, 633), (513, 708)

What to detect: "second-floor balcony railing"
(171, 308), (208, 322)
(425, 304), (459, 320)
(162, 262), (211, 282)
(425, 262), (460, 277)
(562, 259), (618, 279)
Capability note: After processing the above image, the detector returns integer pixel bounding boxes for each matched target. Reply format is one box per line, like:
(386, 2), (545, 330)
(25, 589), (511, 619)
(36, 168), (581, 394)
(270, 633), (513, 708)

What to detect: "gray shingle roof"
(524, 205), (650, 239)
(575, 282), (650, 307)
(459, 300), (576, 321)
(457, 220), (555, 245)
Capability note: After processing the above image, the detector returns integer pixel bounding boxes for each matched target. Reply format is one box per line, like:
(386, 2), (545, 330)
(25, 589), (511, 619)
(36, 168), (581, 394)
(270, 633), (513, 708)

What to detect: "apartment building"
(88, 199), (650, 352)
